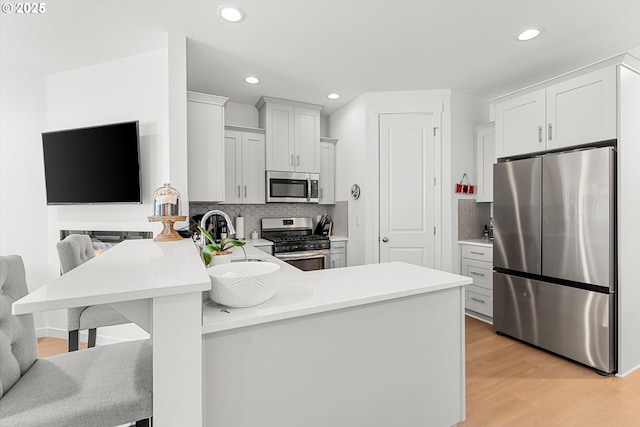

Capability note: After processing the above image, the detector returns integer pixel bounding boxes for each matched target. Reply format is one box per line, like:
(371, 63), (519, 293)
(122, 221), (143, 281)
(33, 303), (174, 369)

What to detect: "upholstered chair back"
(57, 234), (95, 274)
(0, 255), (38, 398)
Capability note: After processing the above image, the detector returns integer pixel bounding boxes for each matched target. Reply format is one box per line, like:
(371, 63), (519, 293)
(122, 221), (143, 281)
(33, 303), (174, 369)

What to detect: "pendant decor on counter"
(455, 173), (475, 194)
(149, 183), (187, 242)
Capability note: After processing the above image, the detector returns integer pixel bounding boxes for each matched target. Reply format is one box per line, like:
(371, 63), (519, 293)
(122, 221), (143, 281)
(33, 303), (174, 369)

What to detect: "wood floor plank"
(37, 318), (640, 426)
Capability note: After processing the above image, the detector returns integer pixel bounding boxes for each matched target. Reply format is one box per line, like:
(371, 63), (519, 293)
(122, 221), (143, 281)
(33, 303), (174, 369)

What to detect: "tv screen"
(42, 121), (142, 204)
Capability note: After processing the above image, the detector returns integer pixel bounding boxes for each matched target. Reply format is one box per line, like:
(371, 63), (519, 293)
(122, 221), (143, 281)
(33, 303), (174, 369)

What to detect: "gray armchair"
(56, 234), (130, 351)
(0, 254), (152, 427)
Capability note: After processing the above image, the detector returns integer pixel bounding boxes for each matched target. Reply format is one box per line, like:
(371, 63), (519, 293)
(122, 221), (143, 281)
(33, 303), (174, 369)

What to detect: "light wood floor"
(37, 317), (640, 426)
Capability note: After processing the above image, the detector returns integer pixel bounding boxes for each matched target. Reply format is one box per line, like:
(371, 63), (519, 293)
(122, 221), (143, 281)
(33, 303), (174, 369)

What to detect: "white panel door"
(379, 114), (436, 267)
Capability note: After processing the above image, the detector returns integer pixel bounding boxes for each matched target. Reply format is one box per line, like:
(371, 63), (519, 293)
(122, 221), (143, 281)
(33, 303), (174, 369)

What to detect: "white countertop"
(12, 239), (211, 315)
(202, 245), (471, 334)
(458, 239), (493, 248)
(240, 238), (273, 246)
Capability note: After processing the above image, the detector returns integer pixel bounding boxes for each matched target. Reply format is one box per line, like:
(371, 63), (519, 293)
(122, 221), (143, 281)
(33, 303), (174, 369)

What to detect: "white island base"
(203, 260), (467, 427)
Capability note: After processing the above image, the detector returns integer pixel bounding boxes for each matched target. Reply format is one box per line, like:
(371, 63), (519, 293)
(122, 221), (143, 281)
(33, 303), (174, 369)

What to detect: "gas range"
(261, 218), (330, 254)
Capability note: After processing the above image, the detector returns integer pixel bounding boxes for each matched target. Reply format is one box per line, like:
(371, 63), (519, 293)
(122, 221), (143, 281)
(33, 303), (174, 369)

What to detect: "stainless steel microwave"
(266, 171), (319, 203)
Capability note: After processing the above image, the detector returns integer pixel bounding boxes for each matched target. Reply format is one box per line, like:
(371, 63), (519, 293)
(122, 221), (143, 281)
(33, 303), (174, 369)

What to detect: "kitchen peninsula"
(13, 239), (471, 427)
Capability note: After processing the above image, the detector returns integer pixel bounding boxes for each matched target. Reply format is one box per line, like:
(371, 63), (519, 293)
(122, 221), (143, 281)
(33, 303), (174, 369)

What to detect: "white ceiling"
(2, 0), (640, 115)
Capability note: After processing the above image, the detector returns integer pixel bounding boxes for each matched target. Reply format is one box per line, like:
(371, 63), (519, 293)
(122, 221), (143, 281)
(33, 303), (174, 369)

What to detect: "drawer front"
(462, 259), (493, 291)
(461, 244), (493, 262)
(465, 285), (493, 317)
(331, 241), (346, 252)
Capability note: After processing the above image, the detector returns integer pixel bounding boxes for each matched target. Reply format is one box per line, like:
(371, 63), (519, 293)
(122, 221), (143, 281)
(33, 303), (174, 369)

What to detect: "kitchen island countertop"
(202, 245), (470, 334)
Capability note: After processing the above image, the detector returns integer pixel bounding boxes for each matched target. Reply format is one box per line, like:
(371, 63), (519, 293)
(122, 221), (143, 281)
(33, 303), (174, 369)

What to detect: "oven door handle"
(275, 251), (329, 260)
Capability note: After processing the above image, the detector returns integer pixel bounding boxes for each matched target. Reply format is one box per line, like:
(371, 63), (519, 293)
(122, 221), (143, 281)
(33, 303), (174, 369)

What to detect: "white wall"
(225, 101), (259, 128)
(327, 95), (367, 266)
(0, 66), (48, 331)
(40, 42), (186, 342)
(328, 89), (485, 272)
(449, 91), (488, 273)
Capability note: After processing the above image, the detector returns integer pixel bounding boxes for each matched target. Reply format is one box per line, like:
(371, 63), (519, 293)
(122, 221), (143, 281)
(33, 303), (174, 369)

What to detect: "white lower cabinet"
(330, 240), (346, 268)
(460, 242), (493, 320)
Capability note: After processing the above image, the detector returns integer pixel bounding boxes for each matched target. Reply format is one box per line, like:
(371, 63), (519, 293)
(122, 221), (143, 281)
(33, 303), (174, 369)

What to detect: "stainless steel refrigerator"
(493, 146), (616, 374)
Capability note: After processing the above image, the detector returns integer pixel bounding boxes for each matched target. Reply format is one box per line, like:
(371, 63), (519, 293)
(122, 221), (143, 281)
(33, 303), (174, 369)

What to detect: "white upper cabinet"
(257, 96), (322, 173)
(494, 66), (617, 158)
(187, 91), (228, 202)
(319, 137), (337, 205)
(474, 122), (495, 203)
(546, 67), (617, 151)
(495, 90), (545, 158)
(223, 126), (266, 204)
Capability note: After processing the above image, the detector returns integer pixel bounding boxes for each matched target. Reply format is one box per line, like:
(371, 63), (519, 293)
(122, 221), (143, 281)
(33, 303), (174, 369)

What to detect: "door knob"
(382, 237), (389, 242)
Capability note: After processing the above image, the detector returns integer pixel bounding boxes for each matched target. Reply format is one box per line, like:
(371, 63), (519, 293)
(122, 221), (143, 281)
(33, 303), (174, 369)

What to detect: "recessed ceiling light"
(327, 93), (340, 100)
(517, 27), (543, 41)
(218, 5), (245, 23)
(244, 76), (260, 84)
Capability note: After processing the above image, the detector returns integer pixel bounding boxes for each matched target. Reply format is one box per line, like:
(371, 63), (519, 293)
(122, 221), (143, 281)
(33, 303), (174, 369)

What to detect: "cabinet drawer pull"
(469, 251), (485, 255)
(470, 271), (486, 277)
(470, 297), (486, 304)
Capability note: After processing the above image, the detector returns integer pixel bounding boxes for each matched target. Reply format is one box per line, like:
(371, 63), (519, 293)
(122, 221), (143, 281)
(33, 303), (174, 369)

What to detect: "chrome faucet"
(200, 210), (236, 245)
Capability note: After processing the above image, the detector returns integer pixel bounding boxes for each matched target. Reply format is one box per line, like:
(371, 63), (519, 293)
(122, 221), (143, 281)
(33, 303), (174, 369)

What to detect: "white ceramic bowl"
(207, 262), (281, 307)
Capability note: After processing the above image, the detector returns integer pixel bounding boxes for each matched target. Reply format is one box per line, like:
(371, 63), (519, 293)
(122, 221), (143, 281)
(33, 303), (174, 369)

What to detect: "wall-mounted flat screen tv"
(42, 121), (142, 204)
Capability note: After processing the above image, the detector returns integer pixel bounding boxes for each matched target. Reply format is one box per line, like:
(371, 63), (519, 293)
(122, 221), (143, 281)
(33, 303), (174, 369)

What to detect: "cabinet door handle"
(296, 155), (300, 166)
(548, 123), (553, 141)
(470, 271), (486, 277)
(291, 154), (294, 166)
(538, 125), (543, 143)
(244, 185), (247, 198)
(237, 185), (241, 198)
(381, 237), (389, 243)
(470, 297), (486, 304)
(320, 188), (323, 199)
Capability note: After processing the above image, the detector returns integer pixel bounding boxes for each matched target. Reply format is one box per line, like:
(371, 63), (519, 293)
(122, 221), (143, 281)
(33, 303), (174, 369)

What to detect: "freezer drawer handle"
(470, 297), (486, 304)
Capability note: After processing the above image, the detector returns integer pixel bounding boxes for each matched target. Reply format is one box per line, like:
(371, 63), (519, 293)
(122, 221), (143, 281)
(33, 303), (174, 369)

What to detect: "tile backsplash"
(458, 200), (492, 240)
(189, 202), (348, 238)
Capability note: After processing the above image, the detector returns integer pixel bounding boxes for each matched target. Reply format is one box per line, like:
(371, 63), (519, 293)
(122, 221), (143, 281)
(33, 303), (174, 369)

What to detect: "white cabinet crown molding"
(489, 52), (640, 106)
(187, 91), (228, 106)
(255, 96), (323, 111)
(225, 124), (266, 134)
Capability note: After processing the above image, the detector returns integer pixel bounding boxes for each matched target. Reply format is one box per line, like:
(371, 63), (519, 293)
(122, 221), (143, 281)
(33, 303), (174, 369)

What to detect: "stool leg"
(68, 330), (79, 352)
(88, 328), (97, 347)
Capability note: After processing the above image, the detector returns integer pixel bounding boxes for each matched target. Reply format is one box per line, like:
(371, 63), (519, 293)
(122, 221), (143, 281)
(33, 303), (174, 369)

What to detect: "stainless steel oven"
(266, 171), (319, 203)
(274, 249), (330, 271)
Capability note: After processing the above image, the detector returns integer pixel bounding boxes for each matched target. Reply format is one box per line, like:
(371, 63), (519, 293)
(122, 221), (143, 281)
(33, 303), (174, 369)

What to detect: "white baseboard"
(616, 362), (640, 378)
